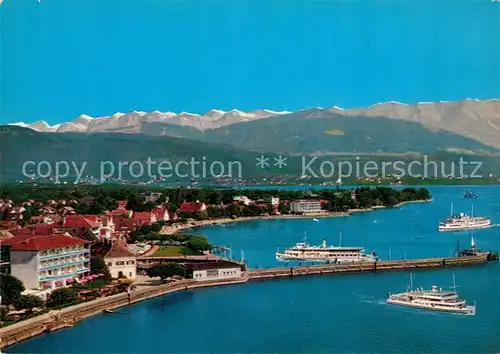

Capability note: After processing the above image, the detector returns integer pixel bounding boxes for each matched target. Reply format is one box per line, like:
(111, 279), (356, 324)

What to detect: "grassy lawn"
(152, 245), (184, 257)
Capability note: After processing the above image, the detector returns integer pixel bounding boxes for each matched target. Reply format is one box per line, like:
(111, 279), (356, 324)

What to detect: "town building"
(153, 207), (170, 222)
(187, 261), (242, 281)
(178, 201), (207, 214)
(63, 215), (102, 240)
(0, 221), (21, 232)
(2, 233), (91, 290)
(133, 212), (156, 226)
(104, 241), (137, 279)
(28, 215), (55, 224)
(289, 200), (323, 214)
(233, 196), (253, 206)
(108, 207), (133, 219)
(9, 206), (26, 220)
(141, 192), (164, 204)
(265, 197), (280, 206)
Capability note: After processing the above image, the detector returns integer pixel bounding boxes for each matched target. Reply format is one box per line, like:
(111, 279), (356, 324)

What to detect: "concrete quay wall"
(0, 278), (247, 349)
(247, 254), (490, 280)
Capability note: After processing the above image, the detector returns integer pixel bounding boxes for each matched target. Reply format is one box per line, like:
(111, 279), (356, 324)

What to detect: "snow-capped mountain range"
(9, 109), (291, 133)
(6, 99), (500, 148)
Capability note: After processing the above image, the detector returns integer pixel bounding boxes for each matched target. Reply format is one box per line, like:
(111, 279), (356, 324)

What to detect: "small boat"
(463, 190), (478, 199)
(103, 309), (114, 314)
(386, 273), (475, 315)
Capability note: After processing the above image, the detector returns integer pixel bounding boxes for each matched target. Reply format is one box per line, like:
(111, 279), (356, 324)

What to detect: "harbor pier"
(247, 253), (493, 280)
(0, 252), (495, 349)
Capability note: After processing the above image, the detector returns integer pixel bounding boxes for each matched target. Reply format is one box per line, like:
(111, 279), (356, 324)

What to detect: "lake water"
(7, 186), (500, 353)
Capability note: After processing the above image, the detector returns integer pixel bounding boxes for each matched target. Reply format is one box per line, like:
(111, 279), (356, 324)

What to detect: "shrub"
(46, 288), (77, 308)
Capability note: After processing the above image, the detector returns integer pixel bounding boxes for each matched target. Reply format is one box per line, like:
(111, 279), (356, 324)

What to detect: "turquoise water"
(7, 186), (500, 353)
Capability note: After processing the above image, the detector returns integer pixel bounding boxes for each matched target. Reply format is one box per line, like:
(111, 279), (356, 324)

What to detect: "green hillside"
(1, 126), (499, 184)
(198, 110), (499, 155)
(0, 126), (275, 182)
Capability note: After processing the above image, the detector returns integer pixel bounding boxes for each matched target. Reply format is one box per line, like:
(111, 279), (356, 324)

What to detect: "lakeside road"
(161, 199), (432, 235)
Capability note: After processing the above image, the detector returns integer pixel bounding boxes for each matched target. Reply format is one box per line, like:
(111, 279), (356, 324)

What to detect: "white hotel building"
(289, 200), (323, 214)
(4, 233), (91, 291)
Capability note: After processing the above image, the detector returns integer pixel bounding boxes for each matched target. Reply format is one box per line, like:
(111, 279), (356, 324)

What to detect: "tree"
(186, 236), (212, 254)
(46, 288), (77, 308)
(146, 263), (188, 281)
(0, 306), (9, 321)
(90, 256), (112, 281)
(0, 274), (25, 305)
(15, 294), (44, 311)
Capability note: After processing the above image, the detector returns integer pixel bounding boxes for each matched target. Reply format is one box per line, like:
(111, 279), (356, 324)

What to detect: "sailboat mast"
(410, 272), (413, 291)
(451, 202), (454, 216)
(339, 232), (342, 247)
(452, 274), (457, 294)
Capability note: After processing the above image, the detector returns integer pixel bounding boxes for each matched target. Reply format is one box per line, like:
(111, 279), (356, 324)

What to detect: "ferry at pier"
(386, 274), (475, 315)
(438, 204), (491, 232)
(276, 234), (378, 263)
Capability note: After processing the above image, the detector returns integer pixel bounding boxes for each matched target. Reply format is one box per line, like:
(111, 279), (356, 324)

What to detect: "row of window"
(40, 256), (89, 268)
(39, 246), (87, 257)
(203, 269), (239, 277)
(40, 265), (88, 277)
(107, 260), (135, 267)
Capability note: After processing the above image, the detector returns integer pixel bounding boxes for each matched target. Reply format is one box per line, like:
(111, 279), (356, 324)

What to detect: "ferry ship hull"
(275, 253), (376, 263)
(438, 221), (492, 232)
(386, 298), (475, 315)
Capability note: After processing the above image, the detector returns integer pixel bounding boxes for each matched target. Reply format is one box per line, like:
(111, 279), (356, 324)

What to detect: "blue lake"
(7, 186), (500, 353)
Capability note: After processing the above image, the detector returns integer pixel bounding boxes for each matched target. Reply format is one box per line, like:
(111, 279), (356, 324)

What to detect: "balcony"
(39, 249), (90, 260)
(39, 259), (89, 271)
(40, 268), (89, 281)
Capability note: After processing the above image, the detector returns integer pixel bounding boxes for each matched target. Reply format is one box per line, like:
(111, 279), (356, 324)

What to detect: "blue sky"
(1, 0), (499, 125)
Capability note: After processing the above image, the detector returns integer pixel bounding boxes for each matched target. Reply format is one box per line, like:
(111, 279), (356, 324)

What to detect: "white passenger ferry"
(276, 234), (378, 263)
(386, 274), (475, 315)
(438, 204), (491, 232)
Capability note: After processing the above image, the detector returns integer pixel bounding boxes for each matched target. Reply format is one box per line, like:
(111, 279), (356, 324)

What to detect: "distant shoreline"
(162, 199), (431, 235)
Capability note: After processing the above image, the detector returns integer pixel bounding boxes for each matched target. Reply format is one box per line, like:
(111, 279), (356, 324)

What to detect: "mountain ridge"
(6, 98), (500, 148)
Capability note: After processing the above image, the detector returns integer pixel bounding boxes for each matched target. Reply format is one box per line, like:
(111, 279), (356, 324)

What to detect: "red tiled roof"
(178, 201), (206, 213)
(255, 203), (269, 209)
(19, 223), (57, 235)
(153, 208), (167, 218)
(105, 241), (135, 259)
(3, 233), (89, 251)
(109, 209), (131, 218)
(0, 221), (20, 231)
(115, 218), (138, 231)
(133, 212), (154, 222)
(63, 215), (100, 228)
